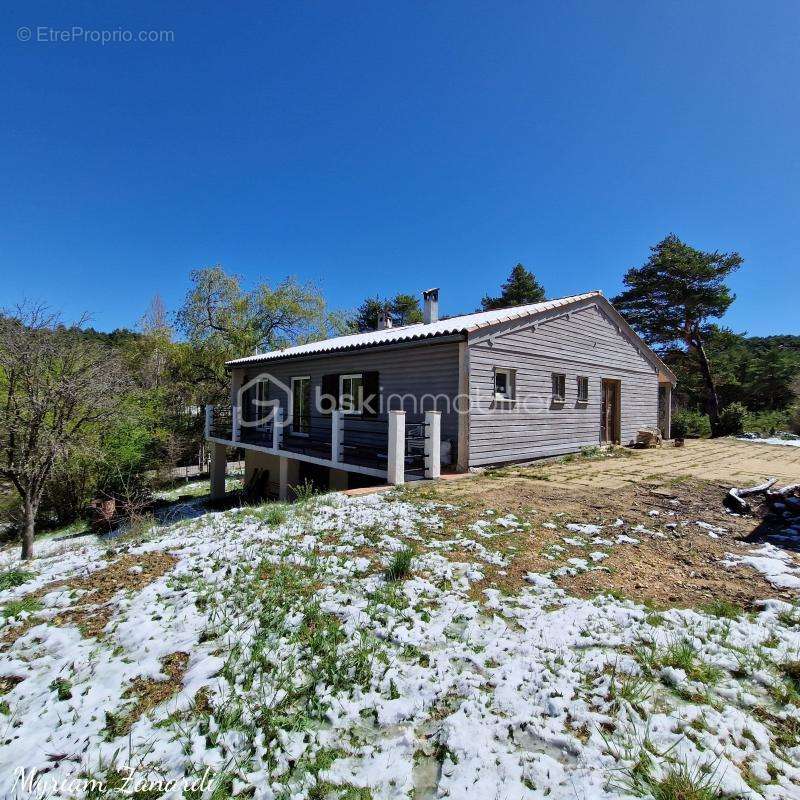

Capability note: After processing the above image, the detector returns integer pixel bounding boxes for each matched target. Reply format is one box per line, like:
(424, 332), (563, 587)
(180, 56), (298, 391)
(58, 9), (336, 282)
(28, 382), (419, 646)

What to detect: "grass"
(2, 596), (42, 618)
(607, 663), (652, 713)
(49, 677), (73, 701)
(661, 639), (723, 685)
(384, 548), (413, 582)
(0, 569), (33, 590)
(645, 763), (725, 800)
(250, 503), (288, 526)
(777, 608), (800, 628)
(633, 638), (723, 687)
(698, 599), (743, 620)
(291, 479), (319, 503)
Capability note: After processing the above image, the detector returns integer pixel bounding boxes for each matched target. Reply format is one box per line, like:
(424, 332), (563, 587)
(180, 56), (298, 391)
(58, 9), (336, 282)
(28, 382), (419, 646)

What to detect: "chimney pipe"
(423, 288), (439, 324)
(377, 309), (393, 330)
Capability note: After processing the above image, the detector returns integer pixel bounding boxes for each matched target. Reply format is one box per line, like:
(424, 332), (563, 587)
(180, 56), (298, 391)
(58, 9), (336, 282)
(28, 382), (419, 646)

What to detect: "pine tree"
(481, 264), (546, 311)
(612, 234), (743, 435)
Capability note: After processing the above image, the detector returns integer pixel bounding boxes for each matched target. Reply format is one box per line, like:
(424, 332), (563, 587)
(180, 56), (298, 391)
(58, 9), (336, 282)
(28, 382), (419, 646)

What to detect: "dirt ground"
(413, 439), (800, 610)
(528, 437), (800, 490)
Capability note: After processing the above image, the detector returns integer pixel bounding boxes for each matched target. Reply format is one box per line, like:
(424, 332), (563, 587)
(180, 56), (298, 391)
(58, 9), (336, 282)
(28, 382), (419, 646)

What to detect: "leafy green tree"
(176, 266), (330, 398)
(612, 235), (743, 435)
(352, 294), (423, 332)
(481, 264), (546, 311)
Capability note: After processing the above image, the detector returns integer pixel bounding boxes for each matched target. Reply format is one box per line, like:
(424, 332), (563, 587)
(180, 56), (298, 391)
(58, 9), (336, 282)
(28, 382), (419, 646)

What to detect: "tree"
(136, 294), (174, 390)
(0, 305), (129, 558)
(176, 266), (329, 397)
(612, 235), (743, 435)
(352, 294), (423, 332)
(481, 264), (546, 311)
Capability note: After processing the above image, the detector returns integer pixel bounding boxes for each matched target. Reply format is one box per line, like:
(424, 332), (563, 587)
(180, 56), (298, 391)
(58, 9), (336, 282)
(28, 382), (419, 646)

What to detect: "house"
(205, 289), (676, 499)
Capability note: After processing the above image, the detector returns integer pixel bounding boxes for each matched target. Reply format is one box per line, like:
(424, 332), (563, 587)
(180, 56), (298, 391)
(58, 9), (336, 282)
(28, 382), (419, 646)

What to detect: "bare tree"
(0, 305), (130, 558)
(137, 294), (174, 389)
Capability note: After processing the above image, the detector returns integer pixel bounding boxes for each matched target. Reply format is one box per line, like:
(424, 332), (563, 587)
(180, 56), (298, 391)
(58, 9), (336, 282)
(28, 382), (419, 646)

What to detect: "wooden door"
(601, 379), (620, 443)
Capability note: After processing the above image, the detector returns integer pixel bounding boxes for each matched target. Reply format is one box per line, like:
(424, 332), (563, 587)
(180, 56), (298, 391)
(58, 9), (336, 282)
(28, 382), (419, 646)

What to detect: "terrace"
(205, 404), (442, 497)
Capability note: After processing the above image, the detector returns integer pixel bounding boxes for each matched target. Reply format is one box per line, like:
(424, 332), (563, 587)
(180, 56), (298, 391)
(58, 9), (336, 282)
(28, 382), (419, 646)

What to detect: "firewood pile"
(635, 428), (663, 448)
(725, 477), (800, 520)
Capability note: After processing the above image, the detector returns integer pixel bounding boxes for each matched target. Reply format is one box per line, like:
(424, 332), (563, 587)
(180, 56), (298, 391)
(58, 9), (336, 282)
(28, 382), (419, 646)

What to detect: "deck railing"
(206, 404), (441, 483)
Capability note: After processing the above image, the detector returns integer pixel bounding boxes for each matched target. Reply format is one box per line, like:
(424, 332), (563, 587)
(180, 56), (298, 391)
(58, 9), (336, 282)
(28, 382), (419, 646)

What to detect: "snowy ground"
(1, 491), (800, 799)
(737, 435), (800, 448)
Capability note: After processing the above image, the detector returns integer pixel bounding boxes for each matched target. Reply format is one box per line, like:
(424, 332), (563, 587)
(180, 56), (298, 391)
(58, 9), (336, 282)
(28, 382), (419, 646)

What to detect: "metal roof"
(227, 292), (602, 366)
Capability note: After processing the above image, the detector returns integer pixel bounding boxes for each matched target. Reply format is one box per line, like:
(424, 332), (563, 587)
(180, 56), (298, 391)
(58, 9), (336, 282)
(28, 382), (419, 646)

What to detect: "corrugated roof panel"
(226, 292), (602, 365)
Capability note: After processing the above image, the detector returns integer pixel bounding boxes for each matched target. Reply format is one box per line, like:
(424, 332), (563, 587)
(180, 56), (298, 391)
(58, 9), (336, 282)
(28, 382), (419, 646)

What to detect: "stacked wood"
(635, 428), (663, 448)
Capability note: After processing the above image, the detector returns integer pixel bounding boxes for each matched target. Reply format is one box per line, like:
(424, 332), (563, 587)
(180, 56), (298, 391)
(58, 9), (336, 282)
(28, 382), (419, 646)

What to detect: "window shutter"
(320, 373), (339, 415)
(362, 371), (380, 418)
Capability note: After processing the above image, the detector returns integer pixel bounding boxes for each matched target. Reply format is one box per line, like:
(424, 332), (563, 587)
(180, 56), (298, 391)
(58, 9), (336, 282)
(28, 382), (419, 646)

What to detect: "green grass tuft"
(384, 548), (413, 582)
(699, 599), (742, 620)
(0, 570), (33, 591)
(2, 596), (42, 618)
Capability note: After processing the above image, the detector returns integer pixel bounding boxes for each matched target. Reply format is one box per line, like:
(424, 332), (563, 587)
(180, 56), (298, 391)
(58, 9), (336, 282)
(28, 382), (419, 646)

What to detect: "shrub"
(745, 409), (791, 436)
(717, 402), (748, 436)
(791, 404), (800, 435)
(672, 410), (711, 439)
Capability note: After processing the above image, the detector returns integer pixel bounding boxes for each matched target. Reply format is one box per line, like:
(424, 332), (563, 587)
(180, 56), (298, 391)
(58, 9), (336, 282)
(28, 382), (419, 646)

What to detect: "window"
(577, 376), (589, 403)
(552, 373), (566, 402)
(291, 376), (311, 435)
(254, 379), (271, 426)
(339, 373), (364, 414)
(494, 368), (515, 402)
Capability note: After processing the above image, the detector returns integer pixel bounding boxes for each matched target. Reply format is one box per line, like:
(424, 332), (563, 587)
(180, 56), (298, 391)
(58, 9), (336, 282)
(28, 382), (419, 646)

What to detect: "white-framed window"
(494, 368), (515, 402)
(577, 376), (589, 403)
(291, 376), (311, 435)
(552, 373), (566, 403)
(339, 373), (364, 414)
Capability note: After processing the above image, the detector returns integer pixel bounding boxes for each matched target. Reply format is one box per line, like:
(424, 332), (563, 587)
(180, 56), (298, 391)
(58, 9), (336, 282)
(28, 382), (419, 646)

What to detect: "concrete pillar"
(387, 410), (405, 485)
(278, 456), (289, 501)
(424, 411), (441, 479)
(331, 410), (343, 463)
(273, 407), (284, 450)
(329, 468), (348, 491)
(210, 442), (227, 499)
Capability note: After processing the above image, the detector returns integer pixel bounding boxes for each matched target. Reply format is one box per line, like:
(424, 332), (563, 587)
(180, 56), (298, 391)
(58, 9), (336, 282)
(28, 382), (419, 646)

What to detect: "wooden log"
(725, 477), (778, 513)
(765, 483), (800, 501)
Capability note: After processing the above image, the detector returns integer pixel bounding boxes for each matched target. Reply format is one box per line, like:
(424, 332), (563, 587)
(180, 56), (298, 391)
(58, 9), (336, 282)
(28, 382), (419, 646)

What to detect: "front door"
(601, 379), (620, 443)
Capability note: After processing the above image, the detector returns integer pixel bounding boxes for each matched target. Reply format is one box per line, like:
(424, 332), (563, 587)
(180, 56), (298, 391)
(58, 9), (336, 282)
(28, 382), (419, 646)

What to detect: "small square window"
(577, 376), (589, 403)
(552, 373), (566, 402)
(494, 368), (515, 401)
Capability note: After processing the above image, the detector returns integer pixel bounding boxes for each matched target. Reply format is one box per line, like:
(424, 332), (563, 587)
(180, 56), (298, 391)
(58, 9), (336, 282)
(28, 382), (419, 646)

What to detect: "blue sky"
(2, 1), (798, 335)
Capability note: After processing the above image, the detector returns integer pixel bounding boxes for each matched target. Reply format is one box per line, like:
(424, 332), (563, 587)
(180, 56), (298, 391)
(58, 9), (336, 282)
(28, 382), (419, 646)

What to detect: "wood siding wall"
(468, 302), (660, 466)
(231, 340), (462, 454)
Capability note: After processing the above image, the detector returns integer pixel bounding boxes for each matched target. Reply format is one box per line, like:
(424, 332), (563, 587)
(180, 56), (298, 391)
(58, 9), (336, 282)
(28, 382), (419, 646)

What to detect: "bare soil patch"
(2, 551), (177, 645)
(410, 466), (799, 610)
(106, 651), (189, 737)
